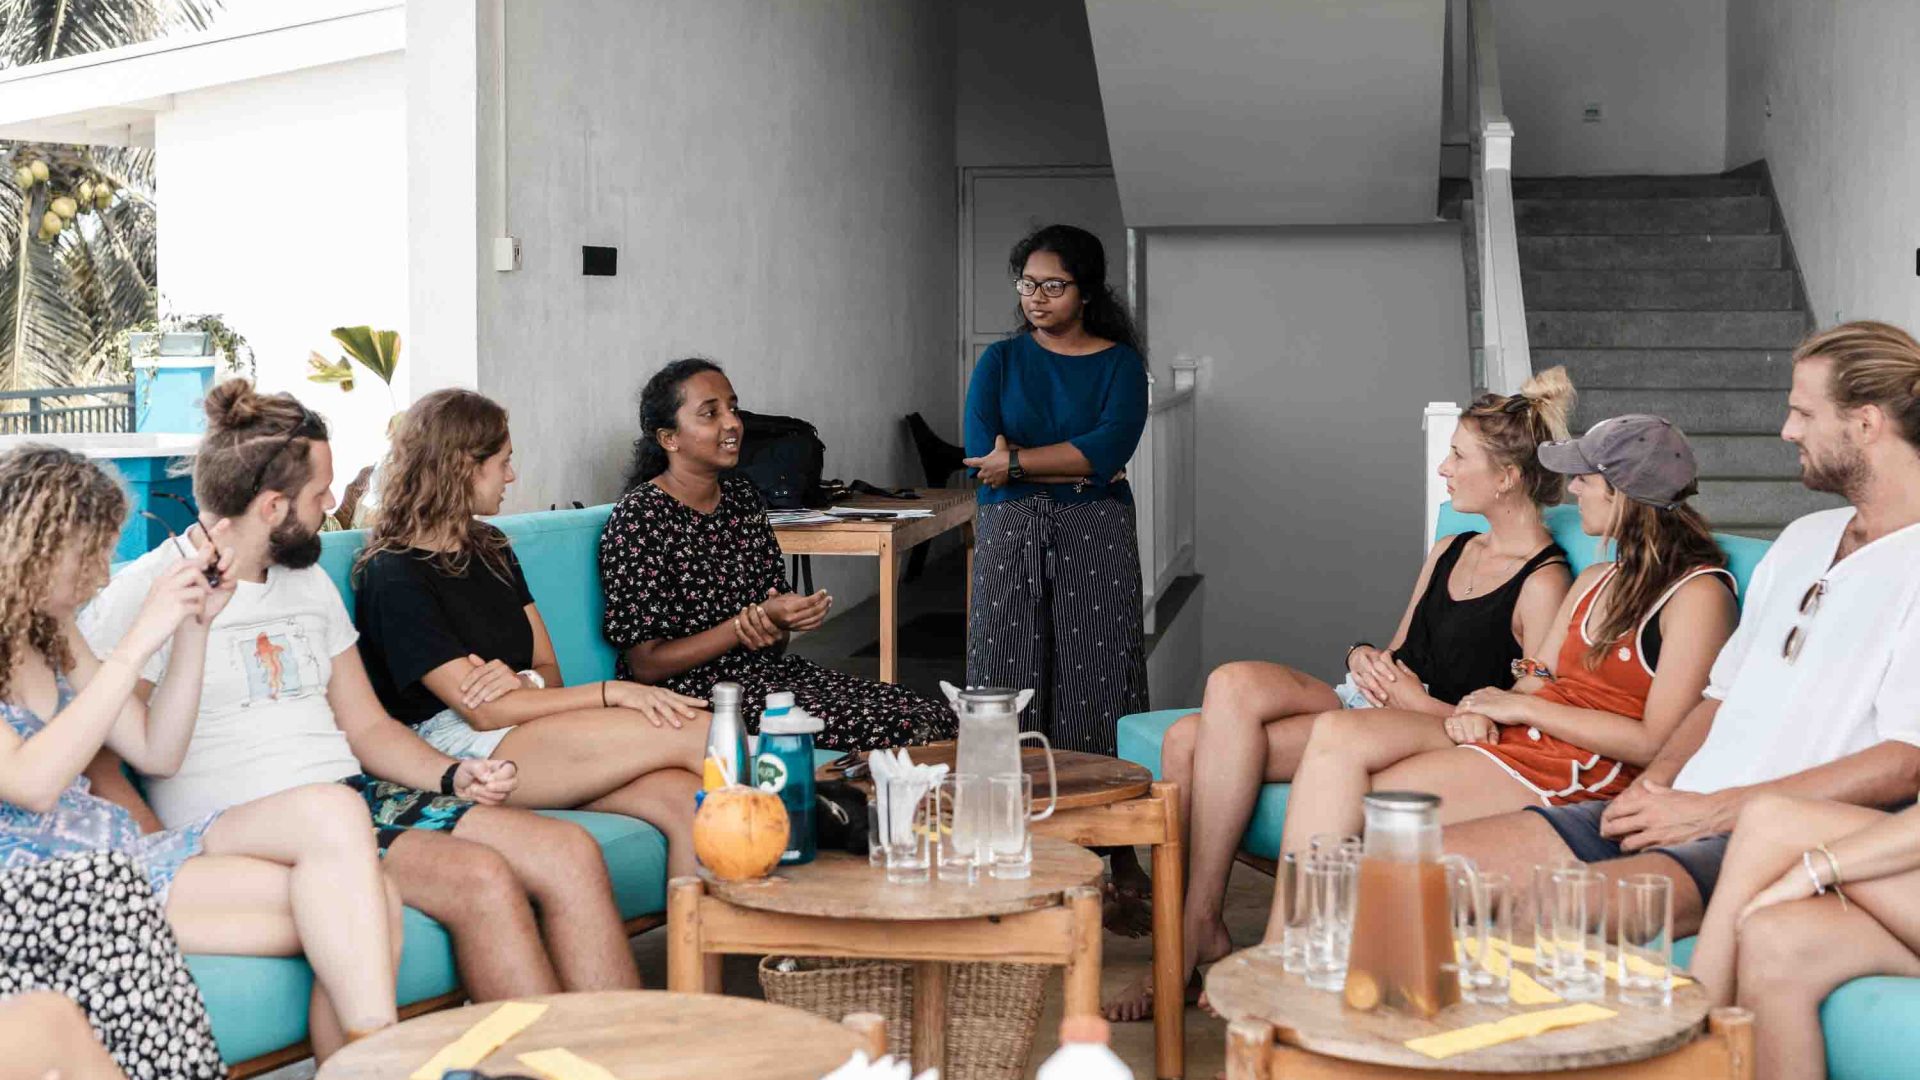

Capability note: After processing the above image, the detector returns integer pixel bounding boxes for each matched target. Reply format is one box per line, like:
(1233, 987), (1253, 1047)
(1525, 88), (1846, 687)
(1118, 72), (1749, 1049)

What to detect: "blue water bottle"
(755, 691), (822, 865)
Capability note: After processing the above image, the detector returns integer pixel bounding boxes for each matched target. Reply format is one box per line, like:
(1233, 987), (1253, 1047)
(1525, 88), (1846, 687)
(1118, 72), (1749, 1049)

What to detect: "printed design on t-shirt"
(226, 619), (317, 706)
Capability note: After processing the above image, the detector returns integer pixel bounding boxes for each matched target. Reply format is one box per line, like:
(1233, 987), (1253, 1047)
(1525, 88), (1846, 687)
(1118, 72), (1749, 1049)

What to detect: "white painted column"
(1423, 401), (1462, 551)
(405, 0), (483, 396)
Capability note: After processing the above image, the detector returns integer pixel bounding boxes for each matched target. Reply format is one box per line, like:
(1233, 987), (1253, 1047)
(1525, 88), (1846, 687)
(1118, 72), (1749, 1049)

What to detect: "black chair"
(903, 412), (968, 581)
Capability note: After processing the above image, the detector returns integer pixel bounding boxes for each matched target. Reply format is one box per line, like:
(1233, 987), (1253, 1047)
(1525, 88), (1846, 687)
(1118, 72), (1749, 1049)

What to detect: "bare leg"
(451, 806), (641, 991)
(1691, 795), (1889, 1006)
(493, 708), (708, 808)
(384, 829), (562, 1000)
(305, 875), (407, 1060)
(1275, 709), (1455, 857)
(167, 783), (398, 1052)
(1738, 895), (1920, 1080)
(0, 992), (127, 1080)
(583, 767), (702, 879)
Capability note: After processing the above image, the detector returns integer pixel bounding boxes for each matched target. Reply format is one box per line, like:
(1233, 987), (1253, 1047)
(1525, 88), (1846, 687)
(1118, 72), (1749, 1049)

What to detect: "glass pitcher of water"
(940, 683), (1058, 877)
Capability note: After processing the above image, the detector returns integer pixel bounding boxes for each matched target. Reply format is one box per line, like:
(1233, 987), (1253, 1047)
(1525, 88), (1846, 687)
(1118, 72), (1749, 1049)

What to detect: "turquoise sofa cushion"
(1433, 502), (1770, 599)
(1117, 709), (1290, 862)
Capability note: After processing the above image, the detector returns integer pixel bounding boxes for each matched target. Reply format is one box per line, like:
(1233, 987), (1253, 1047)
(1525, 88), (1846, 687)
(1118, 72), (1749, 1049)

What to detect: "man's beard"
(1800, 440), (1867, 497)
(268, 515), (323, 569)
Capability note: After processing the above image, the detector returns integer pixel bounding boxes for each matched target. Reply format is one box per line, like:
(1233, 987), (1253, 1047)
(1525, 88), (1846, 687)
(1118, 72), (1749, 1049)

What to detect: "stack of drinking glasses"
(1529, 864), (1676, 1007)
(868, 767), (1043, 885)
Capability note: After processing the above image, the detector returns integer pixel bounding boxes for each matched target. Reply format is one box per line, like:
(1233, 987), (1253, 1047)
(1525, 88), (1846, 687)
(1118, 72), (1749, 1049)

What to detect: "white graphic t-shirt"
(80, 545), (365, 828)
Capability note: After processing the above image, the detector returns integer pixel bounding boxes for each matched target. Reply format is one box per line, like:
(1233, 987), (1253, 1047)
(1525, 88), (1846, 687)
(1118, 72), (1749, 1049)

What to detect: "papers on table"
(825, 507), (934, 521)
(767, 510), (839, 526)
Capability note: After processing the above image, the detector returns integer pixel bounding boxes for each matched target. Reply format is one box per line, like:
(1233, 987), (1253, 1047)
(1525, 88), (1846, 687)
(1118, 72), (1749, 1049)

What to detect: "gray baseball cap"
(1537, 414), (1699, 509)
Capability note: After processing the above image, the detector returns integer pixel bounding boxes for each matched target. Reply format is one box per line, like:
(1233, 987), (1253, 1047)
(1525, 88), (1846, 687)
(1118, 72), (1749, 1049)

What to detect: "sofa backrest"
(1434, 501), (1771, 603)
(318, 504), (621, 684)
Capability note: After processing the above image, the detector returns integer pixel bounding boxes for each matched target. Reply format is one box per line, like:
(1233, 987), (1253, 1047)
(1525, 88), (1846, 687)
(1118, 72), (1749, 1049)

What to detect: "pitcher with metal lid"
(1341, 791), (1480, 1018)
(939, 683), (1059, 872)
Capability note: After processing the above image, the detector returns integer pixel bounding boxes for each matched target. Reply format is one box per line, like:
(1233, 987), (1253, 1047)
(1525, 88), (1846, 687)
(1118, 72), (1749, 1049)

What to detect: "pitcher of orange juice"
(1342, 791), (1482, 1018)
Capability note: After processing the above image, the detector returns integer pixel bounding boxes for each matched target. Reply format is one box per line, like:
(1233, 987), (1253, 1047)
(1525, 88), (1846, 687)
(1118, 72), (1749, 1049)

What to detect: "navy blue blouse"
(963, 333), (1150, 505)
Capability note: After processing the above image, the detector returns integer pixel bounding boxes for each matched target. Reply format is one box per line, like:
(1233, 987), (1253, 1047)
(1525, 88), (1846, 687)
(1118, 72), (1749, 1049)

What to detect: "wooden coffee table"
(824, 742), (1188, 1078)
(316, 990), (884, 1079)
(667, 836), (1103, 1076)
(1206, 946), (1754, 1078)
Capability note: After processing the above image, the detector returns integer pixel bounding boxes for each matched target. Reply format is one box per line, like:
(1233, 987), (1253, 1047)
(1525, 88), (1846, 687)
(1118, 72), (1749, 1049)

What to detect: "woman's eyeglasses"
(1013, 277), (1074, 298)
(1781, 579), (1826, 664)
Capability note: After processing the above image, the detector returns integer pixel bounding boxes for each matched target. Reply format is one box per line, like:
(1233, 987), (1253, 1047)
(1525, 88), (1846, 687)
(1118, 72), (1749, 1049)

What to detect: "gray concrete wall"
(1146, 226), (1472, 682)
(957, 0), (1110, 168)
(1493, 0), (1728, 177)
(1725, 0), (1920, 330)
(474, 0), (958, 611)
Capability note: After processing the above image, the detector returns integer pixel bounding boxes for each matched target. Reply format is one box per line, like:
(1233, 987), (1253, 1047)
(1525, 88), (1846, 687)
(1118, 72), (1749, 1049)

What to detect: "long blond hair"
(356, 389), (513, 584)
(0, 446), (128, 701)
(1461, 366), (1578, 505)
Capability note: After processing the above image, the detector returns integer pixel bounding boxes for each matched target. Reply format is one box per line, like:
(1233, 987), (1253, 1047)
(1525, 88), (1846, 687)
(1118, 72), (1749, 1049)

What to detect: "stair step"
(1518, 234), (1781, 270)
(1574, 388), (1787, 435)
(1516, 196), (1772, 235)
(1529, 310), (1807, 349)
(1690, 435), (1802, 479)
(1523, 270), (1796, 311)
(1542, 349), (1795, 389)
(1694, 480), (1846, 529)
(1512, 175), (1762, 200)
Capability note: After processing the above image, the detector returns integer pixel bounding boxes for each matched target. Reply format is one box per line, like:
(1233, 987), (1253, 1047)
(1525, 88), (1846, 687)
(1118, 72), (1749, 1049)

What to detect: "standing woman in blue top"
(963, 224), (1151, 758)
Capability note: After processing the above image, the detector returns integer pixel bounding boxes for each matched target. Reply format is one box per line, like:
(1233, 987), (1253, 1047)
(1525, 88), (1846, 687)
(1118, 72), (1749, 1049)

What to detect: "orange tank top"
(1534, 564), (1729, 719)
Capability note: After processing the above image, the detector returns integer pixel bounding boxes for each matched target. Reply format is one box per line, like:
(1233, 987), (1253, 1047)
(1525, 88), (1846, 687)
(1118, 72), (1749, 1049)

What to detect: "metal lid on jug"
(956, 686), (1024, 703)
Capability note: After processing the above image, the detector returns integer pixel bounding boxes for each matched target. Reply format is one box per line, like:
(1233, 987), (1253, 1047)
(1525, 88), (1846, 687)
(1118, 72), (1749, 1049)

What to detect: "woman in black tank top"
(1105, 372), (1576, 1022)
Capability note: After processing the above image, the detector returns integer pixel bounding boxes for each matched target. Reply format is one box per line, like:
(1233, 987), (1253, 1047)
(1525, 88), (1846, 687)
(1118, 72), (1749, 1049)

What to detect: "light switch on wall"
(1582, 101), (1604, 123)
(493, 236), (521, 272)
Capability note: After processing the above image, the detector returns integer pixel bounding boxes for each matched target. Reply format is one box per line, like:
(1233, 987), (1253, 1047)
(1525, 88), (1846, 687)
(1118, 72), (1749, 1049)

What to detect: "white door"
(957, 167), (1126, 434)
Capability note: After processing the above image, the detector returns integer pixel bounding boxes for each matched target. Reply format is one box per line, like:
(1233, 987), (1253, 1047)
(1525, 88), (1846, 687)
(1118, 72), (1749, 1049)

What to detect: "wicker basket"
(758, 957), (1048, 1080)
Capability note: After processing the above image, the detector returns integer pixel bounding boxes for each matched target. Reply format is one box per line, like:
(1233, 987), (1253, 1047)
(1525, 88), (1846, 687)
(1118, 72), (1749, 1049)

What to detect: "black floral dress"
(599, 477), (956, 751)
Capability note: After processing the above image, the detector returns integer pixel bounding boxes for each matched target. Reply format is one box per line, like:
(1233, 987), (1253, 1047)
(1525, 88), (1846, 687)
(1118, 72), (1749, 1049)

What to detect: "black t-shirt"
(356, 534), (537, 725)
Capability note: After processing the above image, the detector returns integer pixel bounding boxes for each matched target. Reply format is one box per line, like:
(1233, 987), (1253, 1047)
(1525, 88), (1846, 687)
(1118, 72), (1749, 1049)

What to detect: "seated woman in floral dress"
(600, 359), (956, 750)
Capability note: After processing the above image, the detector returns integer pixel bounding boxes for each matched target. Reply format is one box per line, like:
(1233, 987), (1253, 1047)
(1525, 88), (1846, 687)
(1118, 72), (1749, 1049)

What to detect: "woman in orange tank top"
(1276, 416), (1742, 865)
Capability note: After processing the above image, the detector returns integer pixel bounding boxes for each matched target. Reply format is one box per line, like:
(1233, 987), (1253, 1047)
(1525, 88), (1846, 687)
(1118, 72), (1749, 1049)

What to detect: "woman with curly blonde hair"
(0, 445), (403, 1060)
(353, 389), (709, 877)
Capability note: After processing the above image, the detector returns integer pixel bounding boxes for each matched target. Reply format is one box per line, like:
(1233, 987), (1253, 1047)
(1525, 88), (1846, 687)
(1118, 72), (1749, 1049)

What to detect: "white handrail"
(1467, 0), (1531, 394)
(1134, 358), (1199, 634)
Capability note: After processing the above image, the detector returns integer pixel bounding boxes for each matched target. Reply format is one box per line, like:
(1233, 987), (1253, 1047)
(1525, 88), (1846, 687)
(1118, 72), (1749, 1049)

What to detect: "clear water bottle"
(1036, 1016), (1133, 1080)
(755, 691), (823, 865)
(703, 682), (748, 791)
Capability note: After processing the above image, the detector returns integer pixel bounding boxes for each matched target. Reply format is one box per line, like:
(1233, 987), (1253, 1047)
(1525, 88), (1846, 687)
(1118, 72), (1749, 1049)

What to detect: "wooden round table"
(820, 742), (1188, 1080)
(316, 990), (874, 1079)
(1206, 945), (1754, 1078)
(669, 837), (1103, 1075)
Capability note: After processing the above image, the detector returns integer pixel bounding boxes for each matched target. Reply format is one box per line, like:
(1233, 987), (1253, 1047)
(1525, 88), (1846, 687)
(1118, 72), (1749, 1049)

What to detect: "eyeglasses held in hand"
(1013, 277), (1074, 298)
(1781, 579), (1826, 664)
(137, 493), (222, 588)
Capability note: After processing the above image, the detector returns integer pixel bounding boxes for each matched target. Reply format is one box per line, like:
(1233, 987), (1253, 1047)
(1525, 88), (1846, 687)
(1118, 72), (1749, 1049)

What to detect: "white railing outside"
(1424, 401), (1463, 551)
(1134, 358), (1198, 634)
(1467, 0), (1531, 394)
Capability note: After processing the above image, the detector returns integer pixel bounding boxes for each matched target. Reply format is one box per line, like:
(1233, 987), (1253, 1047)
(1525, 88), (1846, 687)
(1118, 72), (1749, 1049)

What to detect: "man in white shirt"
(83, 380), (640, 1000)
(1441, 321), (1920, 938)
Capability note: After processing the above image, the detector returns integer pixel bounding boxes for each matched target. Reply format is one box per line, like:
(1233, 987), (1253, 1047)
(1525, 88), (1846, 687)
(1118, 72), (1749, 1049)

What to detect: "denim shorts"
(1523, 799), (1730, 903)
(415, 707), (515, 759)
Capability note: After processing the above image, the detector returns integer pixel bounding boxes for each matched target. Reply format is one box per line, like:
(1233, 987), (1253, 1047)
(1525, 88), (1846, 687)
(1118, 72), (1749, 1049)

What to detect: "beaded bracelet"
(1510, 657), (1556, 682)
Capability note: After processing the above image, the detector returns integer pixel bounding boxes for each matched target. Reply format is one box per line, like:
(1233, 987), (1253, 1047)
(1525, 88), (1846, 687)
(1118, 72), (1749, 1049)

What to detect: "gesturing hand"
(610, 681), (708, 728)
(459, 655), (525, 710)
(763, 587), (832, 632)
(123, 558), (220, 660)
(454, 758), (517, 804)
(963, 434), (1013, 488)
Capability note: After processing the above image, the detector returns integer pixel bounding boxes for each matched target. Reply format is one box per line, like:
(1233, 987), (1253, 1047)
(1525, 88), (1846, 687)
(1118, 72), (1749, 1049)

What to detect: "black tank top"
(1393, 532), (1567, 705)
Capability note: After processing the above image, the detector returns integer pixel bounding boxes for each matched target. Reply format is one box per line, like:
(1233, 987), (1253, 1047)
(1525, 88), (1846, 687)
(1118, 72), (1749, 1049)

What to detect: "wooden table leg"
(1150, 783), (1187, 1079)
(667, 877), (707, 993)
(1063, 884), (1103, 1017)
(877, 533), (897, 684)
(911, 960), (948, 1075)
(1225, 1019), (1274, 1080)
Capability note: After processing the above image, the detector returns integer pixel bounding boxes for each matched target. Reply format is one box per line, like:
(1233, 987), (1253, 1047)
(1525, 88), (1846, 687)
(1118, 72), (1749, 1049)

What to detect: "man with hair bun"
(82, 379), (642, 1002)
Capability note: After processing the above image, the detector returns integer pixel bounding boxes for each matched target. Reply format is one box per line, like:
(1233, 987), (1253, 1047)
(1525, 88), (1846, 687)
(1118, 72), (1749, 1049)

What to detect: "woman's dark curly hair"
(1009, 224), (1142, 358)
(623, 358), (727, 491)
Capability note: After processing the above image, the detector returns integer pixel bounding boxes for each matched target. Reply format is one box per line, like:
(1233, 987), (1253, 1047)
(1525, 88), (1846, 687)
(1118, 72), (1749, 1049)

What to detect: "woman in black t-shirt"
(354, 390), (710, 878)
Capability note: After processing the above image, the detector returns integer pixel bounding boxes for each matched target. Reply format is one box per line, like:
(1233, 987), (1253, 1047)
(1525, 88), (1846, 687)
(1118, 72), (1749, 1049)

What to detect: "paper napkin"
(409, 1002), (549, 1080)
(517, 1047), (621, 1080)
(1404, 1003), (1618, 1060)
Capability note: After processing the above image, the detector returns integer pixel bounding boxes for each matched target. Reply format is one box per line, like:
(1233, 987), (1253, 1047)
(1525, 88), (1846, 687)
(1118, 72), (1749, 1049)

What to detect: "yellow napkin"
(1404, 1003), (1618, 1060)
(409, 1002), (549, 1080)
(1498, 941), (1693, 988)
(517, 1048), (621, 1080)
(1461, 939), (1562, 1005)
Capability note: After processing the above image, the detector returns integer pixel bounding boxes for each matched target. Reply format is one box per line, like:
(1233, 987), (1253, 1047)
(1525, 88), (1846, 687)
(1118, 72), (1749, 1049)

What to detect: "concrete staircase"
(1467, 174), (1838, 538)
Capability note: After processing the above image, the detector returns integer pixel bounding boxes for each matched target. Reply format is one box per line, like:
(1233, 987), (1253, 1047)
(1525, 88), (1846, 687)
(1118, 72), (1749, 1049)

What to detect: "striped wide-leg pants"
(966, 494), (1150, 756)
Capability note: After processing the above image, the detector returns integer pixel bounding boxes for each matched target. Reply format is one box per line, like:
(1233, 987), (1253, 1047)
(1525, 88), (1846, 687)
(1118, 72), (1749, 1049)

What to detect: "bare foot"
(1102, 880), (1154, 938)
(1101, 969), (1202, 1023)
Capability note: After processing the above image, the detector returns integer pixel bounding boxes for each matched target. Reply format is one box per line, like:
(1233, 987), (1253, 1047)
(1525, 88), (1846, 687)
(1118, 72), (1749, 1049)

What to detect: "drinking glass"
(1550, 867), (1608, 1002)
(1309, 833), (1361, 859)
(1455, 871), (1513, 1005)
(987, 774), (1035, 880)
(1278, 852), (1311, 974)
(1617, 874), (1675, 1007)
(881, 778), (933, 884)
(936, 773), (988, 884)
(865, 795), (883, 867)
(1530, 862), (1566, 987)
(1304, 854), (1357, 992)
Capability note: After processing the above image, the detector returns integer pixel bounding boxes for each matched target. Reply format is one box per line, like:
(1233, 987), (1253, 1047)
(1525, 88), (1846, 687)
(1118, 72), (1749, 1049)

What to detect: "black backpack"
(730, 409), (827, 509)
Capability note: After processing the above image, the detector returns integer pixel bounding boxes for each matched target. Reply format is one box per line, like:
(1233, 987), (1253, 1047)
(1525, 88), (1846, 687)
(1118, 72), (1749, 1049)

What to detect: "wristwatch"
(1007, 448), (1026, 481)
(439, 762), (461, 797)
(516, 668), (546, 689)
